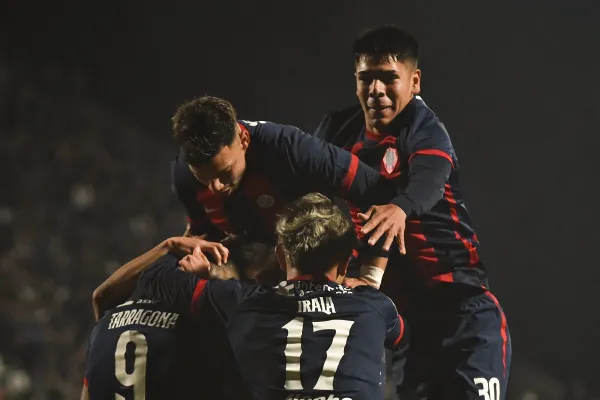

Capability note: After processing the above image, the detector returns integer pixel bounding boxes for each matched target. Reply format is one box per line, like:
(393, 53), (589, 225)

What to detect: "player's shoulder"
(411, 96), (448, 133)
(352, 285), (399, 315)
(315, 104), (363, 141)
(205, 278), (263, 301)
(238, 119), (315, 156)
(321, 104), (363, 123)
(239, 119), (304, 140)
(137, 253), (181, 286)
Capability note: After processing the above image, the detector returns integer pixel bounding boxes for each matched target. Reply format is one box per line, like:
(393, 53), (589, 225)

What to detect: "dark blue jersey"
(195, 276), (406, 400)
(84, 255), (233, 399)
(314, 97), (486, 289)
(171, 120), (397, 242)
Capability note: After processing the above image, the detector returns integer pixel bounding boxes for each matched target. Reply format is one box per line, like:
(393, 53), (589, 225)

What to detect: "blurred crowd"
(0, 58), (596, 399)
(0, 57), (182, 399)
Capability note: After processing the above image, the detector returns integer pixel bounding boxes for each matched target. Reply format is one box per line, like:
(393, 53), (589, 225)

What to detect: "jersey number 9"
(115, 330), (148, 400)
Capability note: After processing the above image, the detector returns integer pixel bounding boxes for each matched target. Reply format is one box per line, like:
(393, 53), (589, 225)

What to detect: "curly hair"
(275, 193), (357, 276)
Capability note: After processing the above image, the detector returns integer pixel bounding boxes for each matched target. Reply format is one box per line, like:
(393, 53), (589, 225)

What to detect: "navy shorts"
(390, 286), (511, 400)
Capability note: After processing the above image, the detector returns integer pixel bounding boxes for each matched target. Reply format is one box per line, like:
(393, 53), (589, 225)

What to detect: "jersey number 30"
(282, 317), (355, 391)
(115, 330), (148, 400)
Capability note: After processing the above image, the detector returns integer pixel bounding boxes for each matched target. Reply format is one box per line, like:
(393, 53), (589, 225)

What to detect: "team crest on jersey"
(256, 194), (275, 208)
(383, 147), (399, 174)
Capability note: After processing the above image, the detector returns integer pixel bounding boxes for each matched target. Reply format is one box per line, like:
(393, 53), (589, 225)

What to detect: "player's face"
(355, 55), (421, 133)
(189, 127), (250, 196)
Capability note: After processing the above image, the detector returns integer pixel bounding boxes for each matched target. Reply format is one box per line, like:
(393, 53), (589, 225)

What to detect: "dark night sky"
(5, 0), (600, 382)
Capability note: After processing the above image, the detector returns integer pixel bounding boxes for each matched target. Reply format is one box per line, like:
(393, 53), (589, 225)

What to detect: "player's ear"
(411, 68), (421, 95)
(275, 244), (287, 272)
(239, 126), (250, 151)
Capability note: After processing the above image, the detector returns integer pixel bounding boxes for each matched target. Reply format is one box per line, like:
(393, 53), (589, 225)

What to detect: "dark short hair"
(171, 96), (238, 166)
(353, 25), (419, 67)
(209, 238), (282, 286)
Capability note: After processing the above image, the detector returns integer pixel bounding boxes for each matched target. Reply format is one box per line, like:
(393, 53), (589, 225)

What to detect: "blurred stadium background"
(2, 1), (599, 399)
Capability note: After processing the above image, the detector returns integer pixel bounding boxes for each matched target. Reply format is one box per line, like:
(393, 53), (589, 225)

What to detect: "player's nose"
(369, 80), (386, 98)
(210, 178), (226, 193)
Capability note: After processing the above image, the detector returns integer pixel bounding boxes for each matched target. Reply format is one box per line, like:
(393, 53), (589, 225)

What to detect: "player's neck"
(365, 120), (390, 137)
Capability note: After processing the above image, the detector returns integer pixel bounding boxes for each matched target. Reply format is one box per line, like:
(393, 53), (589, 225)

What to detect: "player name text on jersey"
(285, 394), (352, 400)
(107, 309), (179, 330)
(297, 297), (337, 315)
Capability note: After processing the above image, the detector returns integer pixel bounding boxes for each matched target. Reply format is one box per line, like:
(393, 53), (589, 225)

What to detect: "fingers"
(178, 252), (211, 276)
(397, 228), (406, 255)
(178, 255), (193, 272)
(382, 230), (395, 252)
(361, 210), (385, 235)
(366, 218), (392, 246)
(357, 206), (375, 225)
(198, 251), (210, 266)
(209, 246), (222, 266)
(207, 243), (229, 266)
(216, 243), (229, 264)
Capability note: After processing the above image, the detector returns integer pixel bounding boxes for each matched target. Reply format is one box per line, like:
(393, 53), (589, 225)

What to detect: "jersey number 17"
(282, 317), (355, 391)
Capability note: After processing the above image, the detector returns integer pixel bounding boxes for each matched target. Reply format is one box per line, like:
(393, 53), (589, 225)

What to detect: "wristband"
(359, 265), (384, 289)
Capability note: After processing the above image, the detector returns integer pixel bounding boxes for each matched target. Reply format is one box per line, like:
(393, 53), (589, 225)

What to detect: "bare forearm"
(92, 240), (170, 321)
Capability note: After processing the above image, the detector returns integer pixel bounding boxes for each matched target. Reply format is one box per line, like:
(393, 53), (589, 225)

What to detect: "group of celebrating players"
(81, 25), (511, 400)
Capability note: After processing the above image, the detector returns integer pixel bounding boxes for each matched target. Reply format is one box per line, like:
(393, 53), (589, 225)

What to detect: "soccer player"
(170, 95), (400, 251)
(82, 238), (276, 400)
(166, 193), (405, 400)
(313, 25), (511, 399)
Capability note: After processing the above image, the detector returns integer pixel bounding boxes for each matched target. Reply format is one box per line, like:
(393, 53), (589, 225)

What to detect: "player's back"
(85, 254), (225, 399)
(226, 277), (405, 400)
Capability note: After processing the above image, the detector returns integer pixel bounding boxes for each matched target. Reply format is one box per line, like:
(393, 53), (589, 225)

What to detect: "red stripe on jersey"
(191, 279), (208, 313)
(432, 272), (454, 283)
(404, 219), (439, 265)
(339, 154), (359, 196)
(83, 377), (89, 387)
(293, 275), (316, 281)
(408, 149), (454, 168)
(365, 129), (381, 140)
(444, 184), (479, 265)
(484, 291), (509, 378)
(393, 315), (405, 347)
(349, 141), (365, 154)
(347, 203), (365, 239)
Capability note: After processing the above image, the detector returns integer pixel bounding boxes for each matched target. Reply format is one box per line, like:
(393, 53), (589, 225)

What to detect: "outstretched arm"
(92, 237), (228, 321)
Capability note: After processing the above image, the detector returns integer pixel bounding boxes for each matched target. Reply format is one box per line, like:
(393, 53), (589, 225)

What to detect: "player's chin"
(371, 118), (394, 131)
(369, 111), (394, 127)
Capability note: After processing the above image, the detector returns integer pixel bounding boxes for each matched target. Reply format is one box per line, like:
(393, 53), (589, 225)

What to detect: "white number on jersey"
(474, 377), (500, 400)
(282, 317), (355, 391)
(115, 330), (148, 400)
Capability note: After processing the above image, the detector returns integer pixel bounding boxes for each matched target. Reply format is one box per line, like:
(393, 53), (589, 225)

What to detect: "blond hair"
(275, 193), (357, 276)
